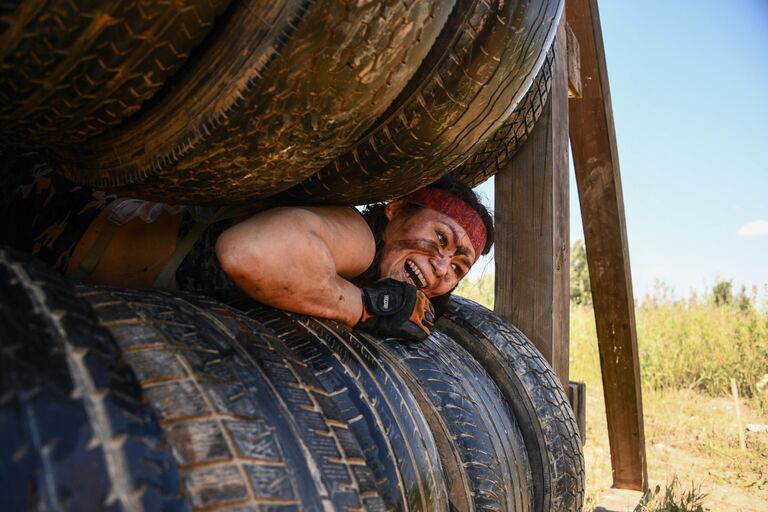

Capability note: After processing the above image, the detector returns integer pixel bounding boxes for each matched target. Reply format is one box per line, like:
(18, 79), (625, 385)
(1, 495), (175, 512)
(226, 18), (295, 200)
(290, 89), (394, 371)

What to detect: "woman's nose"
(431, 255), (449, 277)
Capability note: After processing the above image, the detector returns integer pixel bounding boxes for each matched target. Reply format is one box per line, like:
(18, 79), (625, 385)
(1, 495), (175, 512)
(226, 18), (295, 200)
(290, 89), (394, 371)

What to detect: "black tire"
(56, 0), (456, 204)
(235, 300), (450, 512)
(437, 297), (585, 512)
(0, 0), (231, 146)
(0, 248), (186, 511)
(376, 331), (533, 512)
(451, 45), (554, 188)
(280, 0), (563, 205)
(79, 286), (388, 511)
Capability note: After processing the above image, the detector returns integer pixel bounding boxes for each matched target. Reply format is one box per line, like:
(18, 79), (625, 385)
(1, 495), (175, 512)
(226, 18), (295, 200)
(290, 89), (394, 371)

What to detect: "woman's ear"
(384, 200), (407, 221)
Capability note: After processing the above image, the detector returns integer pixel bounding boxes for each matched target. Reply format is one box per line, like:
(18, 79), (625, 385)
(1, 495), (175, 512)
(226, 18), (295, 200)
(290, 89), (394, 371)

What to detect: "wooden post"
(566, 0), (648, 491)
(494, 17), (570, 387)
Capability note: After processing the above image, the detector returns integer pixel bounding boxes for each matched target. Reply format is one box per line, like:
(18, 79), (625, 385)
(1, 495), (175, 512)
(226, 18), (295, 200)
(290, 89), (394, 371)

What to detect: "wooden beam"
(566, 0), (648, 491)
(568, 380), (587, 445)
(494, 17), (570, 387)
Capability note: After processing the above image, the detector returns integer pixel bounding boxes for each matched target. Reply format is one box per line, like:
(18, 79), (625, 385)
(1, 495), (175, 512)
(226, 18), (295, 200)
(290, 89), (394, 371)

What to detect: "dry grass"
(639, 477), (708, 512)
(571, 304), (768, 511)
(455, 277), (768, 510)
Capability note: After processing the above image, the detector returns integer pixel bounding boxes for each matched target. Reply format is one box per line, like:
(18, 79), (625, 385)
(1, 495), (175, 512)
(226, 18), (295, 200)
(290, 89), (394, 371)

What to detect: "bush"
(571, 287), (768, 415)
(461, 271), (768, 412)
(637, 299), (767, 401)
(640, 477), (709, 512)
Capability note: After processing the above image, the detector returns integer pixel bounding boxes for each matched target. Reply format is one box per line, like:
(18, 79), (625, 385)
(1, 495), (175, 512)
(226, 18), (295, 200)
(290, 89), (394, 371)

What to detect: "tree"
(736, 284), (753, 312)
(570, 239), (592, 306)
(712, 279), (733, 306)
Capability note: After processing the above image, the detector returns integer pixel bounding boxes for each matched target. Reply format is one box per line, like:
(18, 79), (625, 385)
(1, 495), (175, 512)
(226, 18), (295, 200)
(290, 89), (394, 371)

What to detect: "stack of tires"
(1, 0), (585, 510)
(1, 249), (583, 511)
(1, 0), (561, 204)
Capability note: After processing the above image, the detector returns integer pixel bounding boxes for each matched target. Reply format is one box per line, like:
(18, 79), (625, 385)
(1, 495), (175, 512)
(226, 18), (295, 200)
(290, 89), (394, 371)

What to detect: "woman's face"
(378, 200), (478, 297)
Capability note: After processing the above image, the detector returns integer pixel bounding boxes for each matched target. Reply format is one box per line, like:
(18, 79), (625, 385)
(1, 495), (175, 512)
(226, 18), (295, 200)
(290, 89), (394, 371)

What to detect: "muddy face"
(378, 202), (477, 298)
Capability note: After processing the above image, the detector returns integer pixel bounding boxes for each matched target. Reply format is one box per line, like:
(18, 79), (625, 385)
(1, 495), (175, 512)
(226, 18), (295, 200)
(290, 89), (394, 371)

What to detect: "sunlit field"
(455, 276), (768, 511)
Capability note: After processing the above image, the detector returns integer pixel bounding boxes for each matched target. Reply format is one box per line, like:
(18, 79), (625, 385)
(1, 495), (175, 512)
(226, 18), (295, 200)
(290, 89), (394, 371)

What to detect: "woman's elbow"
(216, 231), (263, 286)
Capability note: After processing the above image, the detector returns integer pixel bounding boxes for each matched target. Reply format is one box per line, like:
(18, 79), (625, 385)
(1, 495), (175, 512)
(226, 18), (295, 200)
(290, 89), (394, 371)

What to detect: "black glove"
(356, 278), (435, 342)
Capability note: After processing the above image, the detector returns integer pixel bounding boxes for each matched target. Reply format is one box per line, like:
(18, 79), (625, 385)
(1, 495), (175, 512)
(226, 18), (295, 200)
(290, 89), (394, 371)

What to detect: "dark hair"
(355, 176), (494, 316)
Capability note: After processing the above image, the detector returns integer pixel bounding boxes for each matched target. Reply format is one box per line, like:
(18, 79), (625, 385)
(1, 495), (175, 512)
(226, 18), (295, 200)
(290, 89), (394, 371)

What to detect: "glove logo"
(381, 294), (390, 311)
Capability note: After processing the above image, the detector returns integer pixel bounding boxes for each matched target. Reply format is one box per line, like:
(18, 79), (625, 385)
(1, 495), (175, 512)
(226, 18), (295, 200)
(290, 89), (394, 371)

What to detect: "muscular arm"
(216, 206), (375, 327)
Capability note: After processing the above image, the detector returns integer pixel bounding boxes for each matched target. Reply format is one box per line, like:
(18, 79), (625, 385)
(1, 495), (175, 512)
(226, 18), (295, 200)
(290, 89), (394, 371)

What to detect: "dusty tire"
(437, 296), (585, 512)
(237, 300), (450, 512)
(0, 248), (186, 511)
(0, 0), (230, 146)
(281, 0), (563, 205)
(56, 0), (456, 204)
(451, 45), (554, 187)
(79, 286), (388, 511)
(376, 331), (533, 512)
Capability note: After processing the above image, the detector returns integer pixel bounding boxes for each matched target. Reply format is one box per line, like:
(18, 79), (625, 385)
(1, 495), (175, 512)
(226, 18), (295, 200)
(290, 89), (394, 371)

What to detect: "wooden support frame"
(494, 17), (570, 387)
(494, 0), (647, 497)
(566, 0), (648, 492)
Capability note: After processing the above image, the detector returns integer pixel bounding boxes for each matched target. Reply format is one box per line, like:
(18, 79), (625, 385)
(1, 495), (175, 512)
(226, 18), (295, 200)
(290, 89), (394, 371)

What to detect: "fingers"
(409, 291), (434, 338)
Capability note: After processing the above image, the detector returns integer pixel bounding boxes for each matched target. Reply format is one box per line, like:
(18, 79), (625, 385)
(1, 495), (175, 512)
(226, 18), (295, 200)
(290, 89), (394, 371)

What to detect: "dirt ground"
(584, 388), (768, 511)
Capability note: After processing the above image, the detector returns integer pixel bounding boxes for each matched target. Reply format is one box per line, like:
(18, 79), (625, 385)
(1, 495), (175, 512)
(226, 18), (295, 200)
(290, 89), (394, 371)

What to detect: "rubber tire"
(235, 299), (450, 512)
(56, 0), (456, 205)
(280, 0), (563, 205)
(0, 0), (230, 146)
(451, 45), (554, 188)
(437, 296), (585, 512)
(376, 330), (533, 512)
(0, 248), (186, 511)
(79, 286), (388, 511)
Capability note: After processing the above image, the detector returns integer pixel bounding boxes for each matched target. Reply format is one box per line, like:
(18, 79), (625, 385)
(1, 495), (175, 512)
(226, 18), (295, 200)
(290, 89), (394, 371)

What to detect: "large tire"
(437, 297), (585, 512)
(0, 248), (186, 511)
(237, 300), (450, 512)
(376, 331), (533, 512)
(55, 0), (456, 204)
(79, 286), (388, 511)
(280, 0), (563, 205)
(451, 45), (554, 188)
(0, 0), (231, 146)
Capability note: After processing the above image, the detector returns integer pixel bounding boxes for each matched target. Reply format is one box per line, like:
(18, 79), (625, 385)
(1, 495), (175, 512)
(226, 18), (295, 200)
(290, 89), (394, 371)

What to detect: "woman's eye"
(437, 231), (447, 246)
(451, 263), (463, 276)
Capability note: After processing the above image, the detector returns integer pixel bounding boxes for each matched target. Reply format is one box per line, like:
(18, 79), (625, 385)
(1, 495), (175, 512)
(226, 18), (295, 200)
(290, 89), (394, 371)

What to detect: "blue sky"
(472, 0), (768, 301)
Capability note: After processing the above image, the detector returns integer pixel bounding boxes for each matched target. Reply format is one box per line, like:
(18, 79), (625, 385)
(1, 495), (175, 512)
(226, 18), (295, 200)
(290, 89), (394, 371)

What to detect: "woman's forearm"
(219, 247), (364, 326)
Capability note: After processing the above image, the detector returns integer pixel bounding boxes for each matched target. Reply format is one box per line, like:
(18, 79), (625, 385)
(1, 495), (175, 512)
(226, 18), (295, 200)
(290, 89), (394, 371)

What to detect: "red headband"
(401, 187), (487, 258)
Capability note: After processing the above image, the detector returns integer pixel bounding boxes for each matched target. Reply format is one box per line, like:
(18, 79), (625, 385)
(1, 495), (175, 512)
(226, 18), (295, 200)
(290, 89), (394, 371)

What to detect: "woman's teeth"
(406, 259), (427, 288)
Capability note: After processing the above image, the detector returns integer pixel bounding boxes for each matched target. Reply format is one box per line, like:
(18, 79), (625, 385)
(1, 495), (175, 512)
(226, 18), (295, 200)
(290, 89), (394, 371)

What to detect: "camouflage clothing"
(0, 152), (235, 291)
(1, 152), (115, 273)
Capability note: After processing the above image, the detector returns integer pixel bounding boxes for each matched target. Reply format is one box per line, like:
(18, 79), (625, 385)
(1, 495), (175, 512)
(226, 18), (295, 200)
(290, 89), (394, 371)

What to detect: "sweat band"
(401, 187), (487, 257)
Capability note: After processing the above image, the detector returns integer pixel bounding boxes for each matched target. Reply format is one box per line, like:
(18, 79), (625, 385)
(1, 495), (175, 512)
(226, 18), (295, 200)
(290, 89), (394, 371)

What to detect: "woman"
(1, 152), (494, 341)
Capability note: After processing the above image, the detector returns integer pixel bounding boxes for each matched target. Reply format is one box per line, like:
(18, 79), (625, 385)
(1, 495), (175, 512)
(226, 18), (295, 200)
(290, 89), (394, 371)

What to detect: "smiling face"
(378, 200), (478, 298)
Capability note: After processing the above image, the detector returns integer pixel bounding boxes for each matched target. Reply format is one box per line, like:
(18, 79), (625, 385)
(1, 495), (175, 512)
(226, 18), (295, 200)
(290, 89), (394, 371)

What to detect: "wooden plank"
(568, 380), (587, 445)
(494, 17), (570, 387)
(566, 22), (582, 98)
(566, 0), (648, 491)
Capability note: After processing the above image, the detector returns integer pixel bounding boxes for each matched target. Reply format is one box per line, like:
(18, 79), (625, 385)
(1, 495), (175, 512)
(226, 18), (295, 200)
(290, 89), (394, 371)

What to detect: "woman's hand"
(356, 278), (435, 341)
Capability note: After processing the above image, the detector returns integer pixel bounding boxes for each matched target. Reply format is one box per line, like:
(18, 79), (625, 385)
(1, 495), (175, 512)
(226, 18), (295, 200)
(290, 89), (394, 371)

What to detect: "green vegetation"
(458, 250), (768, 411)
(571, 281), (768, 413)
(454, 241), (768, 509)
(570, 239), (592, 306)
(640, 478), (709, 512)
(455, 271), (494, 309)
